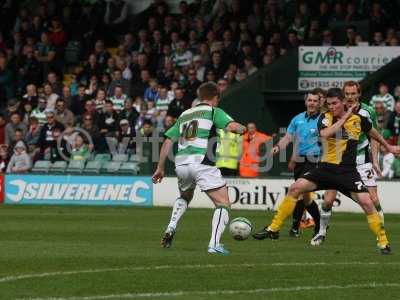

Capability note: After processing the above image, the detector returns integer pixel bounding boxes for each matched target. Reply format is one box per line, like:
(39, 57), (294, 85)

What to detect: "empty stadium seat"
(66, 160), (86, 173)
(118, 162), (140, 175)
(49, 161), (67, 173)
(83, 160), (103, 174)
(112, 154), (129, 162)
(31, 160), (51, 173)
(102, 161), (122, 173)
(94, 153), (111, 162)
(129, 154), (141, 162)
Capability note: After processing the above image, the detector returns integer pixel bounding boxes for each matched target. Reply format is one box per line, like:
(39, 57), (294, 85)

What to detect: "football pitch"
(0, 206), (399, 300)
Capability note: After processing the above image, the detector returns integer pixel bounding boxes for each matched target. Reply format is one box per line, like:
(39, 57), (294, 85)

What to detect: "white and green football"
(229, 217), (252, 240)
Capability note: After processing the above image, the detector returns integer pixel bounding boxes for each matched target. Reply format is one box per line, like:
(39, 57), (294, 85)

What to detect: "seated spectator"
(155, 86), (173, 116)
(117, 119), (135, 153)
(172, 40), (193, 67)
(25, 117), (41, 154)
(81, 113), (106, 153)
(86, 75), (99, 98)
(140, 119), (154, 137)
(38, 109), (65, 158)
(47, 127), (66, 163)
(108, 69), (130, 97)
(79, 54), (103, 85)
(100, 100), (119, 137)
(9, 128), (28, 152)
(5, 112), (28, 146)
(131, 69), (151, 98)
(70, 134), (90, 161)
(55, 99), (74, 127)
(0, 145), (9, 173)
(22, 101), (33, 124)
(62, 85), (73, 109)
(6, 141), (31, 173)
(244, 57), (258, 75)
(144, 78), (159, 102)
(43, 83), (59, 110)
(374, 101), (391, 130)
(94, 89), (107, 113)
(47, 71), (63, 96)
(71, 84), (90, 117)
(31, 98), (48, 126)
(166, 87), (190, 119)
(22, 84), (39, 107)
(110, 85), (128, 112)
(370, 83), (395, 111)
(119, 98), (139, 127)
(17, 45), (41, 87)
(145, 101), (157, 123)
(185, 69), (201, 99)
(0, 114), (6, 144)
(34, 31), (56, 80)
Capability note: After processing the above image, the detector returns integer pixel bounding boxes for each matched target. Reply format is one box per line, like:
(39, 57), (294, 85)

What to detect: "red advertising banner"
(0, 175), (3, 203)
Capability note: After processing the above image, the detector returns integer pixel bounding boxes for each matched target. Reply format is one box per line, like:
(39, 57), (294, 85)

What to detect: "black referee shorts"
(300, 163), (368, 198)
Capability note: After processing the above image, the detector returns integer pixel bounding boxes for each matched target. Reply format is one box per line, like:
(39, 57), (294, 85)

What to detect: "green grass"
(0, 205), (399, 300)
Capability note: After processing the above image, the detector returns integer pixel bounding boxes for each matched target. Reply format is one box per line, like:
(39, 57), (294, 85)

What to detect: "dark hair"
(143, 119), (153, 126)
(326, 88), (344, 100)
(198, 82), (219, 101)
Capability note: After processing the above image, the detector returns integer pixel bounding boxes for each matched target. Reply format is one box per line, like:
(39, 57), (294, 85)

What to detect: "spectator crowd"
(0, 0), (399, 177)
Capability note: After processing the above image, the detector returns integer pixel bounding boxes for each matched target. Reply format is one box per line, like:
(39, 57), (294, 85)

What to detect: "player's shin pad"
(269, 196), (297, 232)
(367, 213), (389, 247)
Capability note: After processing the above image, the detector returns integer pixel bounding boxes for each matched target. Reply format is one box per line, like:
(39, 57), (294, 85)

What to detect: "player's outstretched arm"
(225, 122), (246, 134)
(368, 127), (400, 156)
(272, 133), (293, 155)
(152, 138), (174, 183)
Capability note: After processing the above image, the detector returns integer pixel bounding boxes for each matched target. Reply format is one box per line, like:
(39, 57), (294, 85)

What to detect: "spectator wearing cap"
(31, 98), (48, 126)
(370, 83), (395, 112)
(55, 98), (74, 127)
(37, 109), (65, 158)
(110, 85), (128, 113)
(117, 118), (135, 153)
(119, 98), (139, 128)
(6, 141), (31, 173)
(43, 82), (59, 110)
(5, 112), (28, 146)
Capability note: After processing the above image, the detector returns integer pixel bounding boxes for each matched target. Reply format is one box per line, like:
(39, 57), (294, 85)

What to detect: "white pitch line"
(18, 282), (400, 300)
(1, 261), (399, 284)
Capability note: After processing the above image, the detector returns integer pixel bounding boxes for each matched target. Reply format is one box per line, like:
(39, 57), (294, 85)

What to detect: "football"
(229, 217), (253, 240)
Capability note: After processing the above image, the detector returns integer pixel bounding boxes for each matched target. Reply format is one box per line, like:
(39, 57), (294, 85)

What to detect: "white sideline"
(1, 261), (399, 284)
(19, 283), (400, 300)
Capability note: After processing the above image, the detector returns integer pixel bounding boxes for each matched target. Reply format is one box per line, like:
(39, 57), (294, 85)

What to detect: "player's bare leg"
(205, 185), (231, 255)
(253, 178), (317, 240)
(161, 189), (194, 248)
(351, 191), (391, 255)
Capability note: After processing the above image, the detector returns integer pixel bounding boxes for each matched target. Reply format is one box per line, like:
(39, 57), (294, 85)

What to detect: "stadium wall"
(2, 175), (399, 213)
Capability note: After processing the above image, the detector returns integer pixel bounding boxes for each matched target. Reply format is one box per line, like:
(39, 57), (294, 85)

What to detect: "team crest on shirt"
(322, 118), (330, 126)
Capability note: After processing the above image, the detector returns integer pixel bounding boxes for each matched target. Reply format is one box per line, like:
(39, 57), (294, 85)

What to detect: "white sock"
(209, 207), (229, 248)
(319, 207), (332, 236)
(166, 198), (188, 232)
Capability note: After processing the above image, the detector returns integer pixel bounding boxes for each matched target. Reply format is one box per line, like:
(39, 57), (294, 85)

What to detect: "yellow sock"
(367, 213), (389, 248)
(269, 195), (297, 232)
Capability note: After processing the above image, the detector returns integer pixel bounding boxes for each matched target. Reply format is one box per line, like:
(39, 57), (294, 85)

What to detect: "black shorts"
(300, 163), (368, 198)
(294, 161), (317, 180)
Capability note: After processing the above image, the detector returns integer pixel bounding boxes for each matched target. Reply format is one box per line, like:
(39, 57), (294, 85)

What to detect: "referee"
(270, 89), (322, 237)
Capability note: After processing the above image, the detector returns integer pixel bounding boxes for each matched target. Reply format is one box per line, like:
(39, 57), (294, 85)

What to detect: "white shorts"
(357, 162), (377, 187)
(175, 164), (226, 192)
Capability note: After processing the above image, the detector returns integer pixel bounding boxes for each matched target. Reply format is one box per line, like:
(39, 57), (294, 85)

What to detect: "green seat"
(129, 154), (141, 162)
(32, 160), (51, 173)
(102, 161), (121, 173)
(66, 160), (86, 173)
(113, 154), (129, 162)
(84, 160), (103, 174)
(49, 161), (67, 173)
(94, 153), (112, 162)
(118, 162), (140, 175)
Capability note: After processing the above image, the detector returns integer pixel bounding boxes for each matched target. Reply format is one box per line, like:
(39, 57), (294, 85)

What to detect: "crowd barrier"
(0, 175), (399, 213)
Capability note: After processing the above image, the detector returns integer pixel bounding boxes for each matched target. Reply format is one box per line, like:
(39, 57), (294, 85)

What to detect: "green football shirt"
(356, 102), (378, 165)
(165, 103), (234, 166)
